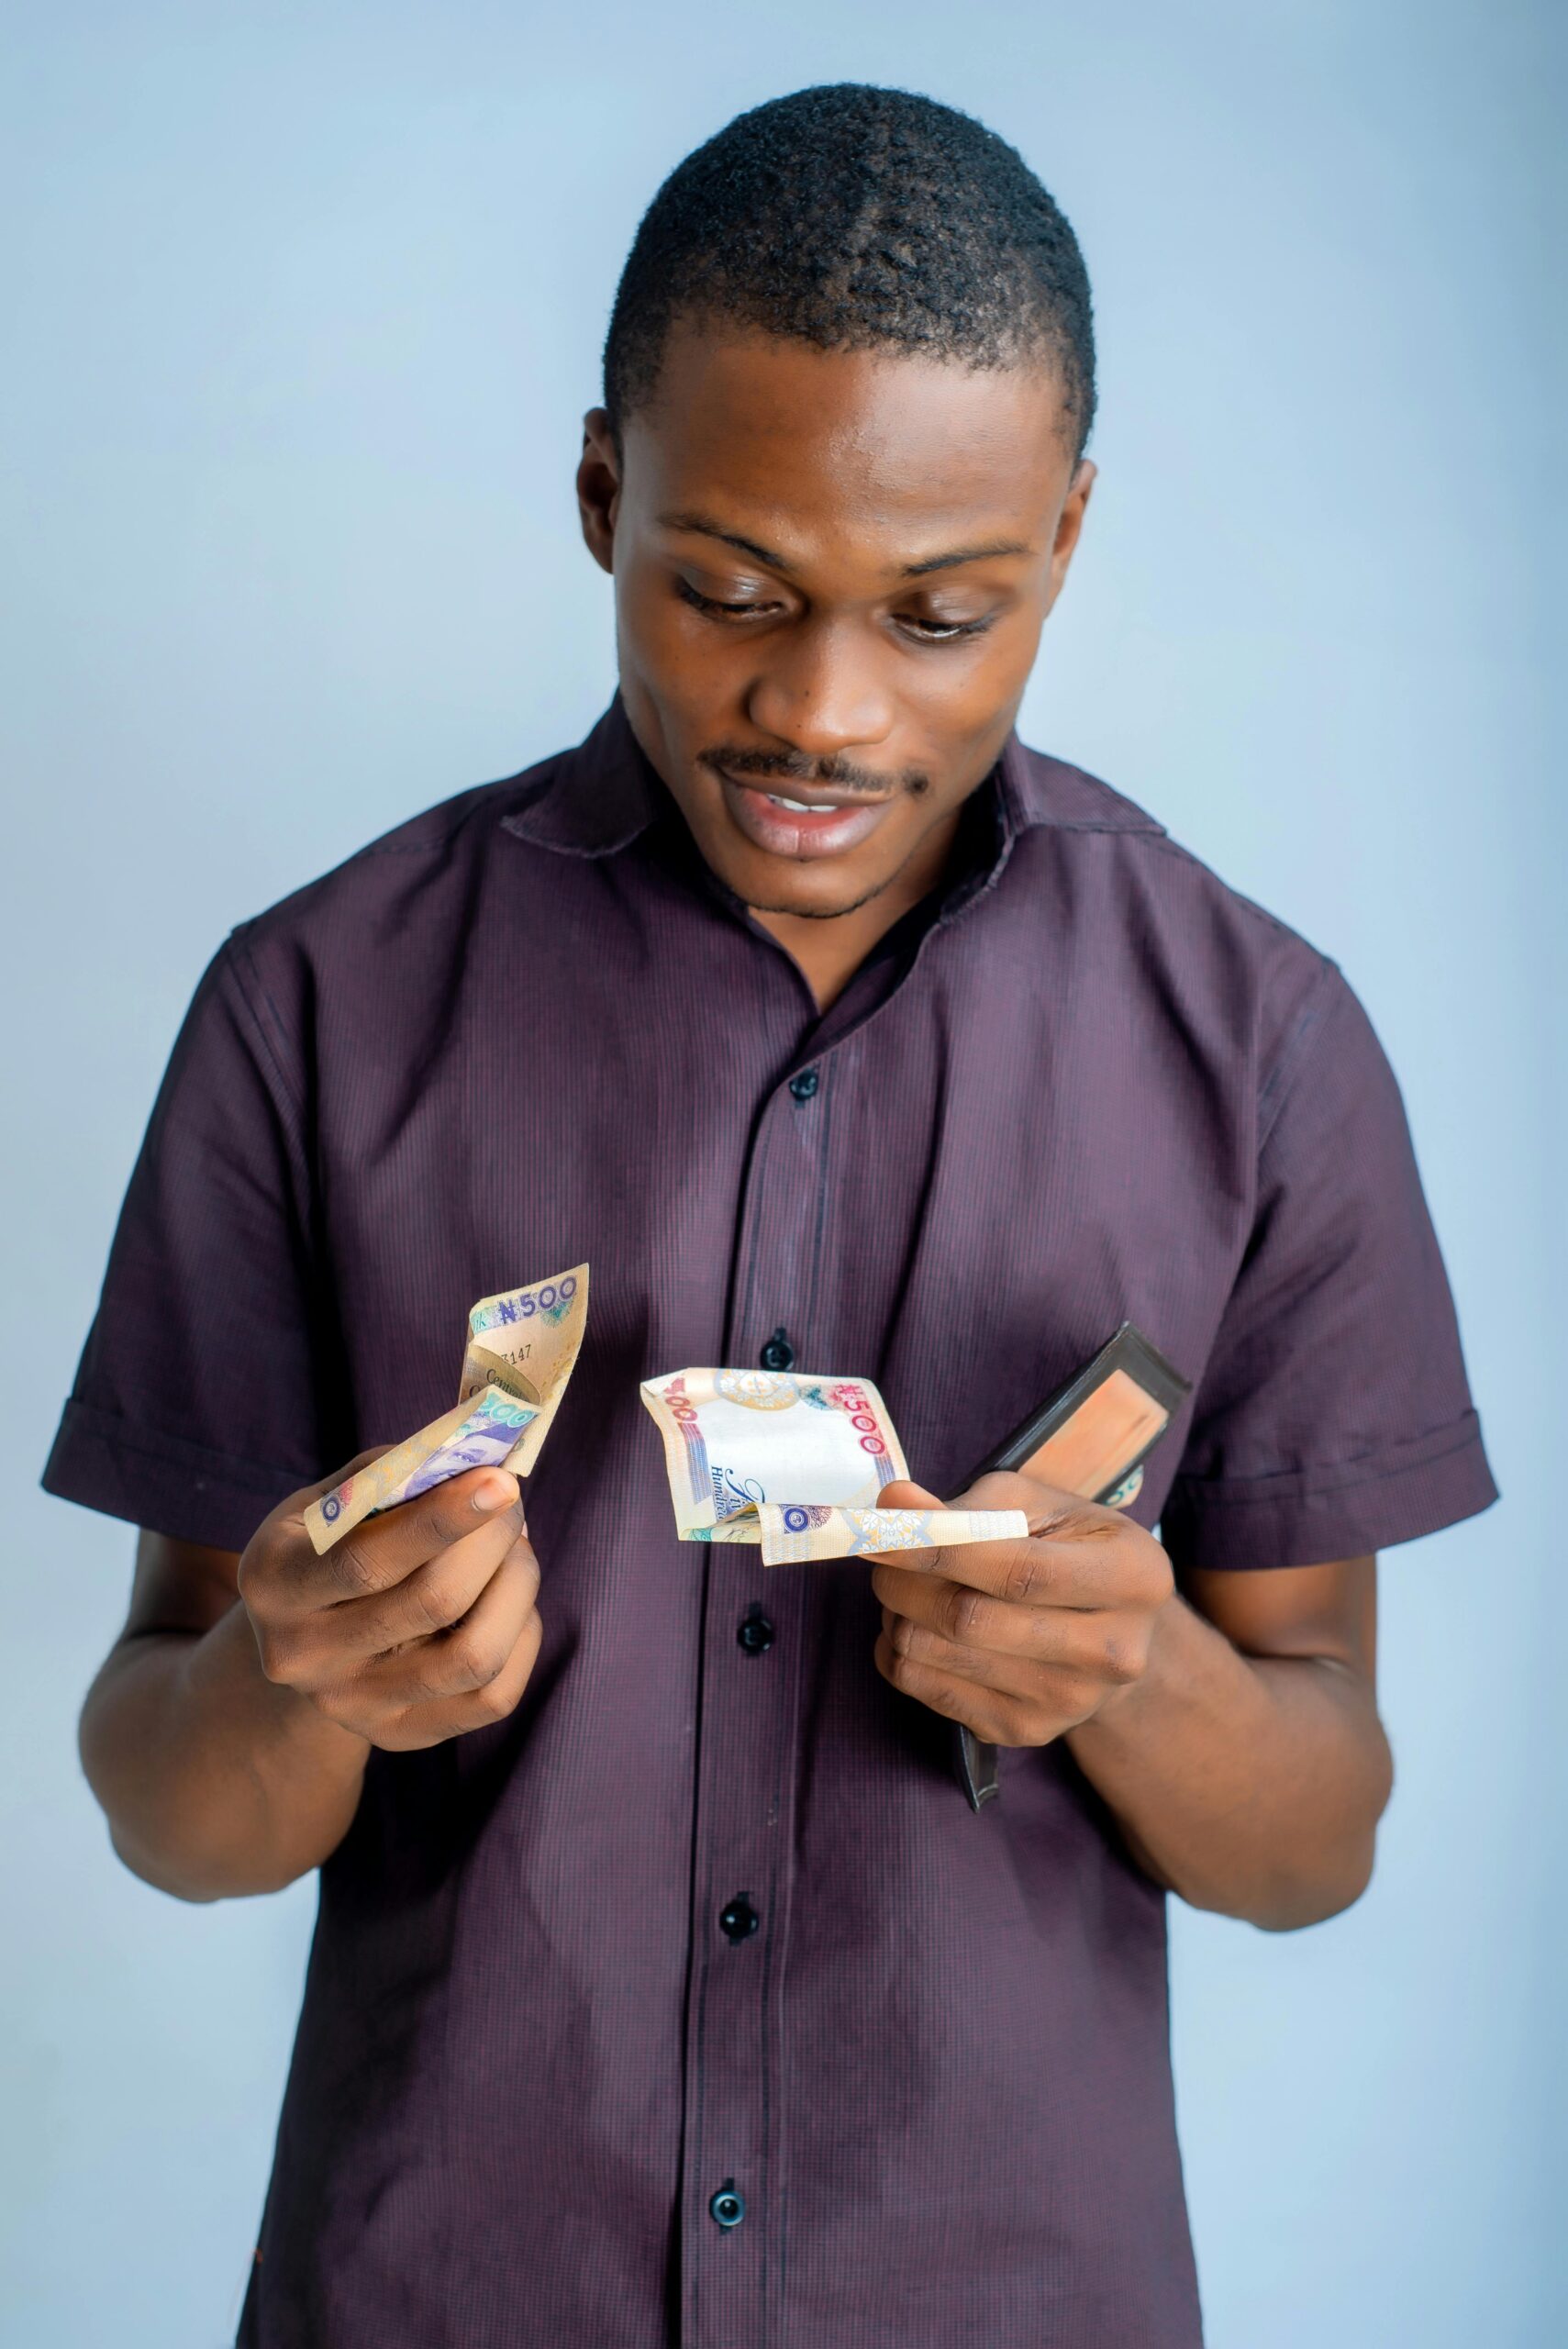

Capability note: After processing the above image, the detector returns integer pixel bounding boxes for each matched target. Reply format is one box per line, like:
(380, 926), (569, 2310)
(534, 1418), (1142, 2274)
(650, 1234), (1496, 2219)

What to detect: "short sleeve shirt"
(44, 699), (1495, 2349)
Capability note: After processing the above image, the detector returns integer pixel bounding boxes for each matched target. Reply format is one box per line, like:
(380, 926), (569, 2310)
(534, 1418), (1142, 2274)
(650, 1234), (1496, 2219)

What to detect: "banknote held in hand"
(639, 1366), (1028, 1565)
(304, 1265), (589, 1553)
(302, 1273), (1025, 1572)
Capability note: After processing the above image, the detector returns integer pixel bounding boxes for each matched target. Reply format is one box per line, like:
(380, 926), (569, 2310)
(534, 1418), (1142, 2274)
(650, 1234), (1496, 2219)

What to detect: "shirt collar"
(498, 693), (1162, 863)
(499, 696), (662, 856)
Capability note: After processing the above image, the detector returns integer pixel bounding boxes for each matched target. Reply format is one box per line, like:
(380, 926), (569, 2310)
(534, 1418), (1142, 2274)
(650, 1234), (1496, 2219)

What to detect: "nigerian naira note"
(754, 1503), (1028, 1566)
(639, 1366), (1027, 1564)
(305, 1264), (588, 1553)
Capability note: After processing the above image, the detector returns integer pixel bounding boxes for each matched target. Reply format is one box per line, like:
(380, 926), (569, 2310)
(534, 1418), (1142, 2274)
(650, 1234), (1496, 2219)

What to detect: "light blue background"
(3, 5), (1561, 2343)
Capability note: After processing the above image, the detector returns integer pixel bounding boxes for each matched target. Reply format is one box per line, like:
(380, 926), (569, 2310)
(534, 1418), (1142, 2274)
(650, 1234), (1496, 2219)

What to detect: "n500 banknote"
(640, 1366), (1025, 1564)
(304, 1264), (588, 1553)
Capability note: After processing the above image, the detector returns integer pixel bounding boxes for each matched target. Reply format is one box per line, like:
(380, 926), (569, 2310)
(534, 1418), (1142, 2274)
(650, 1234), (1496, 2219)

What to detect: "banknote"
(455, 1265), (589, 1459)
(639, 1365), (1025, 1564)
(305, 1264), (588, 1553)
(304, 1387), (539, 1553)
(639, 1367), (909, 1540)
(755, 1503), (1029, 1566)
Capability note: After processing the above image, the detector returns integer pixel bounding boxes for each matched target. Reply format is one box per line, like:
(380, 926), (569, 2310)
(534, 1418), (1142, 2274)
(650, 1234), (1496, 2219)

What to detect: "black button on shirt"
(737, 1609), (774, 1656)
(759, 1329), (795, 1371)
(719, 1898), (760, 1943)
(789, 1067), (820, 1101)
(709, 2186), (746, 2230)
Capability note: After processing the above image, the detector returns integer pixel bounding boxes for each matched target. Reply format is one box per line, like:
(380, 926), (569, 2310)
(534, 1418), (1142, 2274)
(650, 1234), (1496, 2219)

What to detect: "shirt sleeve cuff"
(40, 1397), (309, 1554)
(1159, 1410), (1498, 1571)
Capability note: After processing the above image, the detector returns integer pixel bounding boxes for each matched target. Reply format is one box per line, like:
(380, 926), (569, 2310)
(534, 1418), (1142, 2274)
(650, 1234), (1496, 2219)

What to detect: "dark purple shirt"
(45, 699), (1495, 2347)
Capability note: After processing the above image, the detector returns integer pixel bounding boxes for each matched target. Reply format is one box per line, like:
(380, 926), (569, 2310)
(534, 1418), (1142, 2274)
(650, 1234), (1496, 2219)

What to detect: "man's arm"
(80, 1533), (372, 1902)
(1065, 1557), (1388, 1930)
(79, 1461), (541, 1904)
(872, 1474), (1392, 1932)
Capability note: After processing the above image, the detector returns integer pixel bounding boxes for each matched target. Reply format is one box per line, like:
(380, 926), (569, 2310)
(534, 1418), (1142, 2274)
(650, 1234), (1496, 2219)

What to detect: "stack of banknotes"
(304, 1264), (1026, 1566)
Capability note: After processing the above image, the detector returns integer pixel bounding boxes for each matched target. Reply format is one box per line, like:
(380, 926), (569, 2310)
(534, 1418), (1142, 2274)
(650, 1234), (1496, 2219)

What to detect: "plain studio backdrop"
(2, 4), (1561, 2343)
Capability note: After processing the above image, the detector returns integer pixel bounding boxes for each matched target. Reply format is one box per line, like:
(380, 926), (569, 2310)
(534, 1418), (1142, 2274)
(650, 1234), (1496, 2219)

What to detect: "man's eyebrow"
(657, 510), (1034, 580)
(897, 539), (1032, 577)
(658, 511), (794, 572)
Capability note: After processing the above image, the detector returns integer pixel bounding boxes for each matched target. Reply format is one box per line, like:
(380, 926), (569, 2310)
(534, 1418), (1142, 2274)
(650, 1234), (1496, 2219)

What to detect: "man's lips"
(710, 762), (896, 861)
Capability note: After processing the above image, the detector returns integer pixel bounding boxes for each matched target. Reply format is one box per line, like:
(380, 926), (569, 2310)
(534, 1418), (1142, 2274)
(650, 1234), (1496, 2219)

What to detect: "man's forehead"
(654, 505), (1036, 583)
(624, 324), (1073, 546)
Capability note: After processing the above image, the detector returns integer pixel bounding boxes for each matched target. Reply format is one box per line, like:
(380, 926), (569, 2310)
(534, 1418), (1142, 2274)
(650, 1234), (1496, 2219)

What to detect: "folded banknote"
(754, 1503), (1029, 1566)
(639, 1366), (1027, 1564)
(304, 1264), (588, 1553)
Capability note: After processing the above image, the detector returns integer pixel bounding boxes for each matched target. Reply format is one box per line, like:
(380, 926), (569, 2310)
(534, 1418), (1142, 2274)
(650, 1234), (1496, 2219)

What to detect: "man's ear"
(576, 408), (620, 576)
(1045, 458), (1096, 611)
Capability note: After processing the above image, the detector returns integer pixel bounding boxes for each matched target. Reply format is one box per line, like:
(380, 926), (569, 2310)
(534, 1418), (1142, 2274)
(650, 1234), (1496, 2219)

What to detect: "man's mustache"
(700, 747), (931, 798)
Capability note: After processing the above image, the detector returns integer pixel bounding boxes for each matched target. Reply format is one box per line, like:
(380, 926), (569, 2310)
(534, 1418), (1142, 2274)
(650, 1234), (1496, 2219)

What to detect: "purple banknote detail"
(402, 1394), (533, 1500)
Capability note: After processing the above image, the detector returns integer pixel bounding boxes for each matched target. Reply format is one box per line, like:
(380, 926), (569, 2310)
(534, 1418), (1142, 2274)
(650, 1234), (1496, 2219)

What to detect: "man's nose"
(744, 620), (895, 761)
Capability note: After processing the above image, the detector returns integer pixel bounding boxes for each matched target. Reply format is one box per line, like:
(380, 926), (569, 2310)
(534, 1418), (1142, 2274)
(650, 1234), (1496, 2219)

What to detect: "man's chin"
(742, 874), (897, 921)
(707, 838), (898, 923)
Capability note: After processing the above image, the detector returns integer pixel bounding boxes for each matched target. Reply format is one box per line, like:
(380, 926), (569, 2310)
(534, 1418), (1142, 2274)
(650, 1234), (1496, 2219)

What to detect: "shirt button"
(760, 1328), (795, 1371)
(719, 1897), (760, 1943)
(737, 1607), (774, 1656)
(709, 2184), (746, 2230)
(788, 1067), (820, 1102)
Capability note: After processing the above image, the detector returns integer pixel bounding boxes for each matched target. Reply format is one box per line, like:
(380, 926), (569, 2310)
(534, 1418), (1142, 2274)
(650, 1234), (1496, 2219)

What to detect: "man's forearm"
(80, 1602), (370, 1902)
(1066, 1593), (1393, 1931)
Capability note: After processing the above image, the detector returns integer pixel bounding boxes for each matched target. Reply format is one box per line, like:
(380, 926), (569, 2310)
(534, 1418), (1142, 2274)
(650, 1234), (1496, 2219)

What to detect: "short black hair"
(603, 83), (1096, 461)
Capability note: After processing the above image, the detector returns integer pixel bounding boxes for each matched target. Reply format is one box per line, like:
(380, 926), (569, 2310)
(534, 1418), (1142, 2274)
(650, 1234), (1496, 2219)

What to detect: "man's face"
(577, 320), (1094, 919)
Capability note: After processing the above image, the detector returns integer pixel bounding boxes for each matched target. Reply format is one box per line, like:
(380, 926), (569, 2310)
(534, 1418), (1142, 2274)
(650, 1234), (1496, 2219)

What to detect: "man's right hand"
(237, 1455), (541, 1750)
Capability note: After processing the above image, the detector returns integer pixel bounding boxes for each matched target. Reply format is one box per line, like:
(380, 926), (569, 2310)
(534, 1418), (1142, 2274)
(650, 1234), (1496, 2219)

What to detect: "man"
(49, 83), (1494, 2348)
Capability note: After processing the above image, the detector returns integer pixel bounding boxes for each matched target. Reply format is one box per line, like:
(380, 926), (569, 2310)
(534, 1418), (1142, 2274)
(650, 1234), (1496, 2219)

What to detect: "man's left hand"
(871, 1472), (1174, 1746)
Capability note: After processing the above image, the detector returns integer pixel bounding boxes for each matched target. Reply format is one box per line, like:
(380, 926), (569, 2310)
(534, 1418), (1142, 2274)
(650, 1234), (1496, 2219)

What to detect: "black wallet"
(948, 1324), (1191, 1810)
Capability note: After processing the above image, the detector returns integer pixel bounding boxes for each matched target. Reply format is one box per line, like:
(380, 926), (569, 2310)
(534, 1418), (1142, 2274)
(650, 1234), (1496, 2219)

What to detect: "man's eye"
(676, 578), (776, 620)
(900, 612), (997, 642)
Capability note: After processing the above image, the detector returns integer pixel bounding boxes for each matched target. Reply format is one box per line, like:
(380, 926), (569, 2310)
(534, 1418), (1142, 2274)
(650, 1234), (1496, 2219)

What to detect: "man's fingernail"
(472, 1480), (512, 1513)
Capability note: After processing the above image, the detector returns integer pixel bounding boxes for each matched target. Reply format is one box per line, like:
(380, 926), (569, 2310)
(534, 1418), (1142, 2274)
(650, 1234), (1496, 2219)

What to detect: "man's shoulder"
(228, 700), (650, 979)
(1011, 738), (1344, 1059)
(328, 765), (550, 865)
(203, 739), (594, 1080)
(248, 749), (567, 930)
(1018, 739), (1328, 956)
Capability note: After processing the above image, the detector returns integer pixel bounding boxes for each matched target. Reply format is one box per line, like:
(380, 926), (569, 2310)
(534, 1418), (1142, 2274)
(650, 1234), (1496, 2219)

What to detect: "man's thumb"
(876, 1478), (943, 1511)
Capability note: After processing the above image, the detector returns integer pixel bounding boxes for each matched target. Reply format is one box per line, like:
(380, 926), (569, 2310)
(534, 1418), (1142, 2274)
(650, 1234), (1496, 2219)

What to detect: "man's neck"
(749, 808), (963, 1013)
